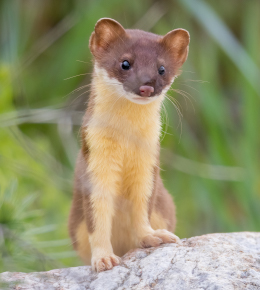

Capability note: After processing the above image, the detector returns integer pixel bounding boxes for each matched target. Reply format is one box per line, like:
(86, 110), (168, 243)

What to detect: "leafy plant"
(0, 181), (61, 272)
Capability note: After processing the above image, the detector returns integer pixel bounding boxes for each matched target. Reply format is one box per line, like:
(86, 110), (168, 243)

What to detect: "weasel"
(68, 18), (190, 272)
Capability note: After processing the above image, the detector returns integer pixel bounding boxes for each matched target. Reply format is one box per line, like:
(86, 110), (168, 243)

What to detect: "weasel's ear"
(161, 29), (190, 66)
(89, 18), (126, 56)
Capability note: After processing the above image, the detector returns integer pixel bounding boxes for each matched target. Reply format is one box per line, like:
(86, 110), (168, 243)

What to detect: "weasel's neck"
(87, 68), (163, 144)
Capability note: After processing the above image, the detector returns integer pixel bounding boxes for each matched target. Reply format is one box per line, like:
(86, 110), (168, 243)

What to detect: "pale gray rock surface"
(1, 232), (260, 290)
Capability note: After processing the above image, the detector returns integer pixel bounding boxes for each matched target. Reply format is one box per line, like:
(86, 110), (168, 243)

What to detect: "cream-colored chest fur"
(82, 71), (165, 257)
(86, 71), (163, 195)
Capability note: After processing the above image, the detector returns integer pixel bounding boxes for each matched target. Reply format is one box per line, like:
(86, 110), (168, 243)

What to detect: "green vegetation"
(0, 0), (259, 272)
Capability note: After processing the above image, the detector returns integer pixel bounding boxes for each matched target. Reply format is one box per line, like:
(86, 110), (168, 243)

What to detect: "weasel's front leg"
(127, 152), (180, 248)
(86, 134), (123, 272)
(131, 191), (180, 248)
(88, 190), (121, 272)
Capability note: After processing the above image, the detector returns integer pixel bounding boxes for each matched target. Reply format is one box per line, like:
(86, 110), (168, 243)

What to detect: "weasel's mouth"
(127, 94), (160, 105)
(133, 97), (151, 101)
(120, 84), (161, 104)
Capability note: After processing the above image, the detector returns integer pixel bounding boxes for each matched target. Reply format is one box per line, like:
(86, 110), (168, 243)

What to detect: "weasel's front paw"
(91, 254), (121, 272)
(141, 229), (181, 248)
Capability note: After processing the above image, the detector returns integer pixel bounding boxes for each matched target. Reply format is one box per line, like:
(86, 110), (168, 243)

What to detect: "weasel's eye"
(121, 60), (131, 70)
(158, 66), (165, 75)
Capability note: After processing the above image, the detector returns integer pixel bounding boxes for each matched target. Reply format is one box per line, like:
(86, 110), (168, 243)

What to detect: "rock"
(1, 232), (260, 290)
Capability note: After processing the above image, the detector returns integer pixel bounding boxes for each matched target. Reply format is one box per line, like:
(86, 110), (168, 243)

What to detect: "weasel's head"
(90, 18), (190, 105)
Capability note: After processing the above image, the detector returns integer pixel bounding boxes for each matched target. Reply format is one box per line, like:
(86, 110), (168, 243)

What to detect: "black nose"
(139, 86), (154, 97)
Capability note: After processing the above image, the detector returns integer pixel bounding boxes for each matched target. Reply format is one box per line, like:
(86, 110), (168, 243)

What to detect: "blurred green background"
(0, 0), (259, 273)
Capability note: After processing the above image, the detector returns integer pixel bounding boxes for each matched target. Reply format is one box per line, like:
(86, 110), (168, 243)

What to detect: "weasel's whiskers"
(68, 87), (110, 107)
(178, 83), (200, 94)
(160, 100), (169, 142)
(169, 88), (195, 112)
(76, 60), (89, 64)
(67, 88), (92, 106)
(64, 73), (93, 80)
(183, 79), (208, 84)
(165, 94), (183, 142)
(65, 84), (92, 98)
(166, 94), (183, 118)
(167, 94), (183, 112)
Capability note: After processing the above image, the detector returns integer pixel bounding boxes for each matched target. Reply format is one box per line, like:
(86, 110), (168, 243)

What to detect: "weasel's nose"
(139, 86), (154, 97)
